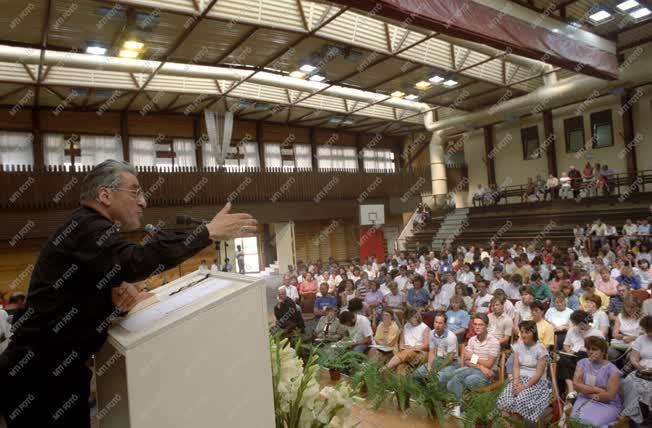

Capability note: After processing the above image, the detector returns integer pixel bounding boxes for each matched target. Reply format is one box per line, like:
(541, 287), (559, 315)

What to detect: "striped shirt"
(467, 334), (501, 361)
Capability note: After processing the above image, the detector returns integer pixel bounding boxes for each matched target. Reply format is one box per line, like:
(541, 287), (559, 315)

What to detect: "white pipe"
(422, 45), (651, 132)
(0, 45), (422, 112)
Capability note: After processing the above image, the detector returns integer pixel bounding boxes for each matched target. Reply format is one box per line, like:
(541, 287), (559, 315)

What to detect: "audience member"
(368, 310), (400, 363)
(383, 309), (429, 374)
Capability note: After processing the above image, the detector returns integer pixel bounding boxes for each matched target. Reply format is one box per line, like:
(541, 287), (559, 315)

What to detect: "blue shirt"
(445, 309), (470, 332)
(567, 294), (580, 310)
(407, 287), (430, 307)
(314, 296), (337, 311)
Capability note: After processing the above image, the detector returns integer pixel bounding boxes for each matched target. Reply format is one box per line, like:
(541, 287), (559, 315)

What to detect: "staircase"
(259, 260), (280, 277)
(431, 208), (469, 252)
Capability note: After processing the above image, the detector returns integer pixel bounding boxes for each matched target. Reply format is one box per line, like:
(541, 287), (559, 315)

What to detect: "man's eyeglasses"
(114, 187), (145, 199)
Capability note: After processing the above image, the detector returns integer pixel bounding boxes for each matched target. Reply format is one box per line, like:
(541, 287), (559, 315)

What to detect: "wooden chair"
(459, 344), (506, 392)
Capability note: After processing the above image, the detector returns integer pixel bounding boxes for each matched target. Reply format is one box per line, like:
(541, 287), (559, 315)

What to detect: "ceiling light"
(552, 28), (560, 33)
(630, 7), (651, 19)
(390, 91), (405, 98)
(299, 64), (316, 73)
(123, 40), (144, 50)
(405, 94), (419, 101)
(86, 46), (107, 55)
(443, 79), (458, 87)
(119, 49), (140, 58)
(588, 10), (612, 23)
(309, 74), (326, 82)
(415, 81), (432, 90)
(617, 0), (639, 11)
(289, 70), (306, 79)
(429, 75), (445, 84)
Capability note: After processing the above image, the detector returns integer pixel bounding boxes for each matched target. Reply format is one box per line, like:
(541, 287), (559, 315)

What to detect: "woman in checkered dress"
(497, 320), (551, 423)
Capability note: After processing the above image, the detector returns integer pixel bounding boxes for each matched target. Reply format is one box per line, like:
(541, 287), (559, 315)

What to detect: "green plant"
(384, 371), (422, 411)
(413, 368), (460, 424)
(550, 417), (595, 428)
(461, 383), (509, 428)
(316, 344), (365, 373)
(349, 360), (388, 410)
(270, 334), (359, 428)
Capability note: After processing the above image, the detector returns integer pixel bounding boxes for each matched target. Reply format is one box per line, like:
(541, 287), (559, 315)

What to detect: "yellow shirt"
(536, 319), (555, 349)
(579, 290), (610, 312)
(512, 266), (530, 282)
(374, 321), (400, 353)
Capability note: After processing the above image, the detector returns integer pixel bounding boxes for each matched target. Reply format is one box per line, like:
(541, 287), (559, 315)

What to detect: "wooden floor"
(320, 372), (460, 428)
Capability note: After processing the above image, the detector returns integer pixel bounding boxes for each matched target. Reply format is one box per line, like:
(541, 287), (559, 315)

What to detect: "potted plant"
(461, 383), (509, 428)
(413, 368), (460, 424)
(316, 344), (365, 381)
(349, 360), (388, 409)
(270, 335), (360, 428)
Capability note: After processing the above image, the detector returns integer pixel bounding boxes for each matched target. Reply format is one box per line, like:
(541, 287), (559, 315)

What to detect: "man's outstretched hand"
(205, 202), (258, 241)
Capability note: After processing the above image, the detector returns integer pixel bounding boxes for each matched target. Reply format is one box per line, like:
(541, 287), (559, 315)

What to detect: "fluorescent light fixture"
(589, 10), (612, 22)
(415, 81), (432, 90)
(123, 40), (144, 50)
(390, 91), (405, 98)
(443, 79), (458, 87)
(429, 75), (445, 84)
(617, 0), (639, 11)
(289, 70), (306, 79)
(308, 74), (326, 82)
(86, 46), (107, 55)
(118, 49), (140, 58)
(552, 28), (560, 33)
(299, 64), (316, 73)
(405, 94), (419, 101)
(630, 7), (651, 19)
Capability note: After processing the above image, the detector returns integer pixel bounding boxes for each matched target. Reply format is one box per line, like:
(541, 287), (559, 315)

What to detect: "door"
(234, 236), (260, 273)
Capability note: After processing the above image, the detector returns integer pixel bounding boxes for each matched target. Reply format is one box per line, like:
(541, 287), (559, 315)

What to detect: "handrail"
(473, 169), (652, 206)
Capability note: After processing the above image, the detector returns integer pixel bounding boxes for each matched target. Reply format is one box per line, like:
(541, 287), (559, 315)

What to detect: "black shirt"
(10, 206), (212, 360)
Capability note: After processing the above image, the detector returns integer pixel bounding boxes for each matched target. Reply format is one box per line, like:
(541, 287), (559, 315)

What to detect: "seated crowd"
(472, 162), (634, 206)
(273, 229), (652, 426)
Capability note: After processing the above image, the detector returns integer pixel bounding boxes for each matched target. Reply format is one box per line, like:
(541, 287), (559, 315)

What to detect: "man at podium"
(0, 160), (257, 428)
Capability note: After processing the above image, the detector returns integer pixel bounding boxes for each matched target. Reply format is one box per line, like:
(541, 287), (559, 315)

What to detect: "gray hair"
(79, 159), (137, 202)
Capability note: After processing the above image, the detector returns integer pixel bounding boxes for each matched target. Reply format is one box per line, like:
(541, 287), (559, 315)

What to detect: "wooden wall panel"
(294, 219), (359, 263)
(263, 124), (310, 144)
(127, 113), (193, 138)
(314, 129), (356, 146)
(40, 111), (120, 134)
(358, 133), (397, 150)
(0, 109), (32, 130)
(232, 120), (257, 141)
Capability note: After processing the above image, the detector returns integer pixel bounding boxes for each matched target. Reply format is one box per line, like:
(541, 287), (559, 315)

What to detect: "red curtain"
(359, 227), (385, 262)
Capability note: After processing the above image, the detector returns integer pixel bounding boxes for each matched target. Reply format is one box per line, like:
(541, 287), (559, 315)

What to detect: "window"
(362, 148), (395, 172)
(316, 145), (358, 171)
(263, 143), (312, 171)
(520, 126), (541, 160)
(0, 131), (33, 167)
(590, 109), (614, 148)
(224, 142), (260, 172)
(564, 116), (585, 153)
(155, 138), (175, 171)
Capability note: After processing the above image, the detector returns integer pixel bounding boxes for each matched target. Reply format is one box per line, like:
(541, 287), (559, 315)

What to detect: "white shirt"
(623, 224), (638, 235)
(403, 322), (429, 348)
(440, 282), (456, 307)
(429, 329), (459, 362)
(480, 266), (494, 282)
(504, 262), (515, 274)
(349, 314), (374, 343)
(210, 264), (219, 274)
(564, 326), (604, 353)
(395, 275), (411, 291)
(0, 309), (11, 353)
(545, 307), (573, 329)
(457, 271), (475, 285)
(590, 310), (610, 332)
(474, 293), (493, 314)
(281, 285), (300, 302)
(632, 335), (652, 368)
(198, 264), (209, 274)
(639, 224), (650, 235)
(489, 278), (509, 294)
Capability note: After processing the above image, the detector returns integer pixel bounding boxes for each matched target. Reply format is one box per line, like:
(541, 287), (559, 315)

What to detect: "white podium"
(95, 271), (275, 428)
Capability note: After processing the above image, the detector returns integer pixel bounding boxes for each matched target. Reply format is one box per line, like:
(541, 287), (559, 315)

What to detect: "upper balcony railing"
(0, 164), (431, 210)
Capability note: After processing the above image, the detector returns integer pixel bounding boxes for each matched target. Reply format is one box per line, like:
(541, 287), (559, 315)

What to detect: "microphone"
(144, 223), (161, 234)
(176, 215), (206, 226)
